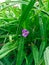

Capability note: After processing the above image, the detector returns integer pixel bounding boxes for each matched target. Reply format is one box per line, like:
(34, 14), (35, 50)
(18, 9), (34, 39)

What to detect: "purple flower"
(22, 29), (29, 37)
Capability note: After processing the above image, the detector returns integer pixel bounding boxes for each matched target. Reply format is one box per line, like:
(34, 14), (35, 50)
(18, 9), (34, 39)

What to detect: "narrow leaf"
(39, 14), (47, 59)
(16, 37), (24, 65)
(0, 41), (18, 59)
(32, 44), (39, 65)
(44, 46), (49, 65)
(25, 53), (33, 65)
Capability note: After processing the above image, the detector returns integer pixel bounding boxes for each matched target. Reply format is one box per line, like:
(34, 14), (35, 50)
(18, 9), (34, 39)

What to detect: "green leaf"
(2, 57), (11, 65)
(0, 41), (18, 59)
(16, 37), (24, 65)
(32, 44), (39, 65)
(47, 0), (49, 10)
(18, 0), (36, 33)
(0, 61), (4, 65)
(39, 0), (43, 6)
(0, 1), (28, 11)
(38, 14), (47, 59)
(20, 0), (36, 22)
(25, 53), (33, 65)
(44, 46), (49, 65)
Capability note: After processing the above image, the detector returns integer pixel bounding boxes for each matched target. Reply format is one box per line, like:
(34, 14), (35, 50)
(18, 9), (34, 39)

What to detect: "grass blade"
(39, 14), (47, 59)
(16, 37), (24, 65)
(0, 41), (18, 59)
(32, 44), (39, 65)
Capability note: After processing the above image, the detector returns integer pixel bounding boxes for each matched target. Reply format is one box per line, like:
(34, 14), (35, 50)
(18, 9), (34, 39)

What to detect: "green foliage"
(44, 46), (49, 65)
(0, 41), (18, 59)
(32, 44), (39, 65)
(16, 37), (24, 65)
(0, 0), (49, 65)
